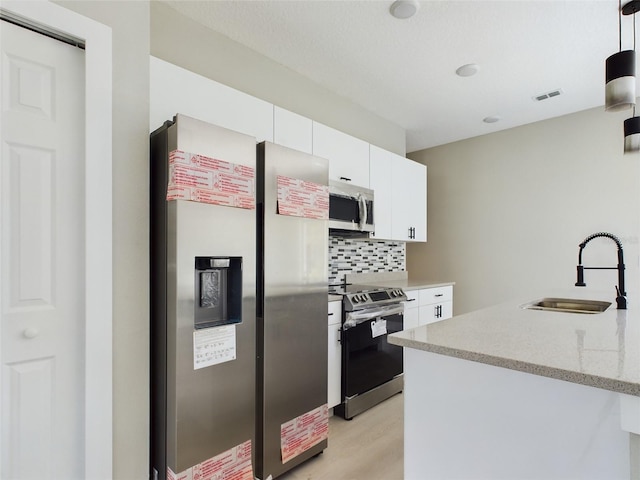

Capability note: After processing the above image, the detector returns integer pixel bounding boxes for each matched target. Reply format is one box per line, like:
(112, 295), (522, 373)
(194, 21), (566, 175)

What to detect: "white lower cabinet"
(420, 300), (453, 325)
(418, 285), (453, 325)
(402, 290), (420, 331)
(402, 285), (454, 329)
(328, 300), (342, 409)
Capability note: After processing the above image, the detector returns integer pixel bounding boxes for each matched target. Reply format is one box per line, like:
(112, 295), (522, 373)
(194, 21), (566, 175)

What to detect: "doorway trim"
(0, 2), (113, 478)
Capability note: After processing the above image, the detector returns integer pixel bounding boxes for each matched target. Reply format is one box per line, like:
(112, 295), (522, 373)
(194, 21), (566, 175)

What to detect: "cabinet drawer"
(419, 301), (453, 325)
(419, 285), (453, 305)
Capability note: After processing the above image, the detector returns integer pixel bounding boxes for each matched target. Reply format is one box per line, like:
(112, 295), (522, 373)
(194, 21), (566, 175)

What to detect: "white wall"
(150, 1), (406, 156)
(407, 106), (640, 315)
(54, 2), (150, 478)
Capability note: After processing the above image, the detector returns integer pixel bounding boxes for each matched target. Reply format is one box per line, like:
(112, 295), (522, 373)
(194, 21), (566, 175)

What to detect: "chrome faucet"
(575, 232), (627, 309)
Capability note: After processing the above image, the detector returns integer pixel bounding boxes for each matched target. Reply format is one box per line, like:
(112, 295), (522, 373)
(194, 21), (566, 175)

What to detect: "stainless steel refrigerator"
(150, 114), (257, 480)
(256, 142), (329, 479)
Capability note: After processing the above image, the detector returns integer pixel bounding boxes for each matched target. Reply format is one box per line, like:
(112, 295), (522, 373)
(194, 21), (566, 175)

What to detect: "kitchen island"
(389, 290), (640, 480)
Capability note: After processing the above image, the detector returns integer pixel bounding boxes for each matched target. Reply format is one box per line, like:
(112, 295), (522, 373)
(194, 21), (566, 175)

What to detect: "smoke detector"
(456, 64), (480, 77)
(483, 115), (501, 124)
(390, 0), (419, 19)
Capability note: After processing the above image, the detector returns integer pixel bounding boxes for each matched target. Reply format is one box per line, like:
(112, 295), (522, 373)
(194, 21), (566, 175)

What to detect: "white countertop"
(389, 289), (640, 396)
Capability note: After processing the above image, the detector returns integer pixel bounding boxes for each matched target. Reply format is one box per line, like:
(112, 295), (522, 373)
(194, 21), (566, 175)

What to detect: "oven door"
(341, 303), (404, 399)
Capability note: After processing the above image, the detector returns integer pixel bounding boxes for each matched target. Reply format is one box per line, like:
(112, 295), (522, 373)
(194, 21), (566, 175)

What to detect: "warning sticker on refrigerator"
(167, 149), (255, 210)
(166, 439), (253, 480)
(280, 404), (329, 463)
(193, 325), (236, 370)
(276, 175), (329, 219)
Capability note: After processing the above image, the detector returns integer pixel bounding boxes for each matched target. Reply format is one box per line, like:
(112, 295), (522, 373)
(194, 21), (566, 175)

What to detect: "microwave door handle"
(358, 193), (367, 230)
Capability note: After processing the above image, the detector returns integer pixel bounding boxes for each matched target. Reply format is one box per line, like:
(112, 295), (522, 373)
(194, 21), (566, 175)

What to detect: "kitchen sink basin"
(521, 297), (612, 314)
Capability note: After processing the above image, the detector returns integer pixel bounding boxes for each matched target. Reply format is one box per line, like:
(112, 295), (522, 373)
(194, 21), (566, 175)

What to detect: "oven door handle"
(343, 303), (404, 329)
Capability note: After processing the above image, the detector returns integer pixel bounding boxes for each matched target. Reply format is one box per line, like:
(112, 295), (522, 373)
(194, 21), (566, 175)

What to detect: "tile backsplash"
(328, 235), (405, 285)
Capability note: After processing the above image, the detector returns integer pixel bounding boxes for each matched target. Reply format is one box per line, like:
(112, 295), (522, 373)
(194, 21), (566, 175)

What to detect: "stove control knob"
(352, 296), (360, 303)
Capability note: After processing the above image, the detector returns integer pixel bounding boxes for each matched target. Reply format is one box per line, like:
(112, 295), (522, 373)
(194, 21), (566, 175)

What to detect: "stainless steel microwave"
(328, 180), (374, 234)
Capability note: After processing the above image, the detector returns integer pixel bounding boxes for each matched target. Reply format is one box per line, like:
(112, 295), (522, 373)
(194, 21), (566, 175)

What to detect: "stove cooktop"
(329, 283), (407, 310)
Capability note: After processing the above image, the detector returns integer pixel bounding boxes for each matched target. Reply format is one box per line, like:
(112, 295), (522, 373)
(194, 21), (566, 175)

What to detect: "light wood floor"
(279, 393), (403, 480)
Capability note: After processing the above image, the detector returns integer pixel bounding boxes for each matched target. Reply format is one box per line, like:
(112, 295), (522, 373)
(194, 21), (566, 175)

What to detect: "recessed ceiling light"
(483, 116), (501, 124)
(390, 0), (419, 19)
(456, 64), (480, 77)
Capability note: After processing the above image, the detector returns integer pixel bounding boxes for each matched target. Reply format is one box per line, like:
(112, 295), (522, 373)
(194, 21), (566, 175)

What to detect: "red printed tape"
(167, 150), (255, 210)
(167, 439), (253, 480)
(276, 175), (329, 220)
(280, 404), (329, 463)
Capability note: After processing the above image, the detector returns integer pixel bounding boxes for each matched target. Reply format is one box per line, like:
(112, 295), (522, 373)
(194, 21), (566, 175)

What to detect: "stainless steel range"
(329, 284), (407, 420)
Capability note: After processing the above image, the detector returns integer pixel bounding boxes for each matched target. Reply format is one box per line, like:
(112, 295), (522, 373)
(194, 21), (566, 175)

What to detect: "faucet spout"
(575, 232), (627, 310)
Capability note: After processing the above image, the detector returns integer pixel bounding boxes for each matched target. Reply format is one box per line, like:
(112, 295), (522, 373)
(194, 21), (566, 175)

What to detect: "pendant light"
(606, 0), (639, 111)
(624, 113), (640, 152)
(623, 1), (640, 152)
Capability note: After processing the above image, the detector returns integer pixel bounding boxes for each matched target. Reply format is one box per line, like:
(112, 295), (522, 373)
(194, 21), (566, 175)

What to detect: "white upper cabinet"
(273, 106), (313, 154)
(370, 145), (427, 242)
(392, 156), (427, 242)
(150, 56), (274, 142)
(312, 121), (370, 187)
(369, 145), (393, 240)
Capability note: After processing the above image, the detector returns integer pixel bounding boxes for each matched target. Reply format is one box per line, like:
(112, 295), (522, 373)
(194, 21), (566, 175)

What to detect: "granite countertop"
(389, 289), (640, 397)
(344, 272), (455, 291)
(328, 271), (454, 302)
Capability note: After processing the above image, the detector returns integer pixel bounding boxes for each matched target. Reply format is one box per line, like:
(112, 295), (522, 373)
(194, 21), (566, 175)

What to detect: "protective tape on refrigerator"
(280, 404), (329, 463)
(276, 175), (329, 219)
(166, 439), (253, 480)
(167, 149), (255, 209)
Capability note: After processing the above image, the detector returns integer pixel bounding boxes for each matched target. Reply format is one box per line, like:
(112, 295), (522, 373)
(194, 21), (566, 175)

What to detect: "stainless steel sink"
(521, 297), (612, 314)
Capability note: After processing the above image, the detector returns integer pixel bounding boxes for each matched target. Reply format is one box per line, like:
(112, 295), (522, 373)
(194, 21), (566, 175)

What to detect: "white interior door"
(1, 19), (86, 479)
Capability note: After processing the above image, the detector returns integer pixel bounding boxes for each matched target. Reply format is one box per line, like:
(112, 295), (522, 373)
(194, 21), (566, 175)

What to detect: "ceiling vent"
(533, 89), (563, 102)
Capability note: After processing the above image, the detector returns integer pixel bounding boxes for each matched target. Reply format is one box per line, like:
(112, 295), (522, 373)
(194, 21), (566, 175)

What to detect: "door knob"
(23, 327), (39, 339)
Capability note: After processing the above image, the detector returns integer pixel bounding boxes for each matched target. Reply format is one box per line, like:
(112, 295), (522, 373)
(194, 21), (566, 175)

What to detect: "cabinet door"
(312, 122), (370, 187)
(150, 56), (274, 142)
(273, 106), (312, 154)
(403, 305), (420, 331)
(402, 290), (420, 330)
(328, 301), (342, 409)
(392, 157), (427, 242)
(420, 301), (453, 325)
(369, 145), (393, 240)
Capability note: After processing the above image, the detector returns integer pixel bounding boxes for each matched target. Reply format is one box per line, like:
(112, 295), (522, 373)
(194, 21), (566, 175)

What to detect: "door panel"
(1, 20), (85, 479)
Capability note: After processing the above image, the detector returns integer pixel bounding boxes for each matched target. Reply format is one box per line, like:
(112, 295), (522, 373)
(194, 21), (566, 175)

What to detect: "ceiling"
(162, 0), (629, 153)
